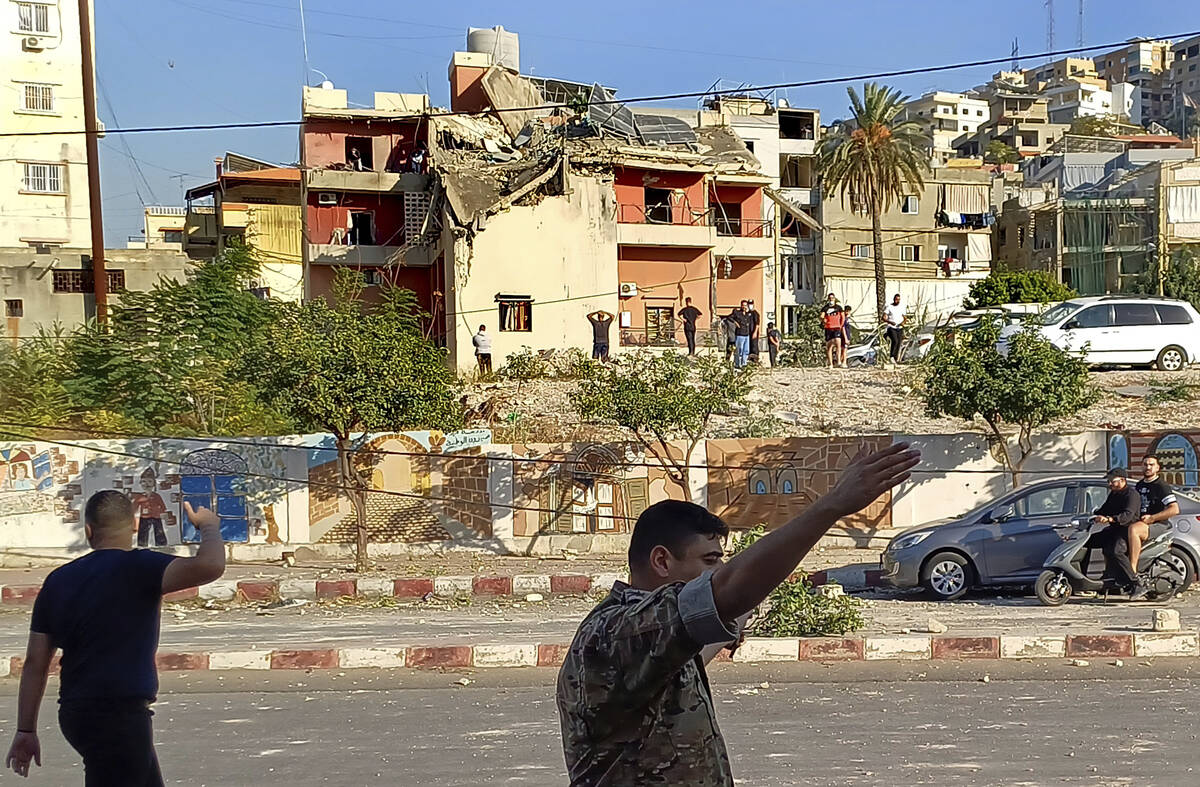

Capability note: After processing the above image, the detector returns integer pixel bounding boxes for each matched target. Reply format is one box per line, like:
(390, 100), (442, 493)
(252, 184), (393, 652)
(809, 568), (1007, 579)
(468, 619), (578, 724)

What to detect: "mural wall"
(4, 429), (1195, 552)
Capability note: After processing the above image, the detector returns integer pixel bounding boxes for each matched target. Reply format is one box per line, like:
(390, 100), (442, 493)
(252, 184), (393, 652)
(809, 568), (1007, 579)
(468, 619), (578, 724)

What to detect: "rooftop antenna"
(1076, 0), (1084, 52)
(1045, 0), (1055, 63)
(1011, 38), (1020, 71)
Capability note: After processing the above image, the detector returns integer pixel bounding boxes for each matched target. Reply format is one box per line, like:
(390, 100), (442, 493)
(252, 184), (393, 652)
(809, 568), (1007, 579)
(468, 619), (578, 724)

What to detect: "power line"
(3, 30), (1198, 139)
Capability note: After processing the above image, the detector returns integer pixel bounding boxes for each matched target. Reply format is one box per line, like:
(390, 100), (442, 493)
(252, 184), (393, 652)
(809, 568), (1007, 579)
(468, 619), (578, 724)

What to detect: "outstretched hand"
(6, 731), (40, 778)
(184, 502), (220, 532)
(825, 443), (921, 518)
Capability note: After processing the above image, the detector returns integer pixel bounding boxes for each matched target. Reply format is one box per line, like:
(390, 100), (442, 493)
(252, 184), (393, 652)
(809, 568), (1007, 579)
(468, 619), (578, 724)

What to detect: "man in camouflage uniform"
(557, 443), (921, 785)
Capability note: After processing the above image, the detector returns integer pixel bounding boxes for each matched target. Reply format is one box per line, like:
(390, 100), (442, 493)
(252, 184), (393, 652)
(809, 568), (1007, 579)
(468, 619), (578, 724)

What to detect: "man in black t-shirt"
(1089, 468), (1144, 595)
(678, 298), (702, 356)
(588, 311), (614, 362)
(6, 491), (227, 783)
(1132, 453), (1181, 583)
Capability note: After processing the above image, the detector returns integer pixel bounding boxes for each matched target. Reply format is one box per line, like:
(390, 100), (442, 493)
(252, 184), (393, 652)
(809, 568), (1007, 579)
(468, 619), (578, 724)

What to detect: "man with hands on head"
(7, 492), (227, 785)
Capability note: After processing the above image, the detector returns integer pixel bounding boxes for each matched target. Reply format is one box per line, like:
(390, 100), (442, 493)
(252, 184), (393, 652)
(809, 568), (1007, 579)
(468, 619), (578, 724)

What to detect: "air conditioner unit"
(618, 282), (637, 297)
(317, 192), (337, 205)
(22, 37), (44, 51)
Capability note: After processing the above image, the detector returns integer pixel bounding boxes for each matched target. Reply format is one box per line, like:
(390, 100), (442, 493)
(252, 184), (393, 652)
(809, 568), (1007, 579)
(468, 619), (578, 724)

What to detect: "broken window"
(781, 254), (815, 291)
(645, 306), (675, 346)
(345, 137), (373, 171)
(644, 187), (672, 224)
(779, 156), (813, 188)
(744, 140), (755, 153)
(5, 300), (23, 318)
(901, 196), (919, 214)
(498, 297), (532, 332)
(348, 211), (375, 245)
(714, 202), (742, 236)
(778, 110), (815, 140)
(899, 245), (920, 262)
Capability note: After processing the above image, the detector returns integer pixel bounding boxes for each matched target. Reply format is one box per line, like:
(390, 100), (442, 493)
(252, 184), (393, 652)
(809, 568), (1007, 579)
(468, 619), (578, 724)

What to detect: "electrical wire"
(3, 30), (1198, 138)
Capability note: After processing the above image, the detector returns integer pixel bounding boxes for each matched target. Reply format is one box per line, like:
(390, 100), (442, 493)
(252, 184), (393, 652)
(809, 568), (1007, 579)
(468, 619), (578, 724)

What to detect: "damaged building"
(296, 31), (775, 370)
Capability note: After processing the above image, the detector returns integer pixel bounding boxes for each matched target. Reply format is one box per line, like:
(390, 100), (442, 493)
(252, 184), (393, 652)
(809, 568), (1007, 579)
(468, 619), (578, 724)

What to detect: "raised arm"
(710, 443), (919, 622)
(7, 632), (53, 777)
(162, 503), (226, 595)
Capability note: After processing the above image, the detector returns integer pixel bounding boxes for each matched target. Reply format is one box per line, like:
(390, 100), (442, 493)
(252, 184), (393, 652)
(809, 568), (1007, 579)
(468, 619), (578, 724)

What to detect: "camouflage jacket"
(556, 572), (739, 786)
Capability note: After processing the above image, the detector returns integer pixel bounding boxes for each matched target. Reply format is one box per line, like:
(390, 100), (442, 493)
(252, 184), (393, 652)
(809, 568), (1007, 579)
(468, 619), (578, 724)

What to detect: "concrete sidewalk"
(0, 589), (1197, 673)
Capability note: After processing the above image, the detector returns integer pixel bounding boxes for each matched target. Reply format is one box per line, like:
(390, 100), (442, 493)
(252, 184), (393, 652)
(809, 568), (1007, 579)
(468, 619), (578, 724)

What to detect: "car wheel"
(921, 552), (973, 601)
(1157, 345), (1187, 372)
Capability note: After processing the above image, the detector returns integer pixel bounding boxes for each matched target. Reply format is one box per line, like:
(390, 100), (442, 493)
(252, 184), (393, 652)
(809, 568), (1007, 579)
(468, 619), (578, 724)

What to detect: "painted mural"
(707, 437), (894, 533)
(1110, 430), (1200, 492)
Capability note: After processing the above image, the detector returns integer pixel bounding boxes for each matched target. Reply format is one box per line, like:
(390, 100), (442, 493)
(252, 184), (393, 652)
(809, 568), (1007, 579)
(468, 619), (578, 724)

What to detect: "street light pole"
(77, 0), (106, 323)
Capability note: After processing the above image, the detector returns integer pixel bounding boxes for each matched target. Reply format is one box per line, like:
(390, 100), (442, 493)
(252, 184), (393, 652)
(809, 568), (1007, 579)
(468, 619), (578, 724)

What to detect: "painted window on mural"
(748, 466), (771, 495)
(180, 449), (250, 542)
(1108, 434), (1129, 471)
(1150, 434), (1199, 490)
(777, 466), (798, 495)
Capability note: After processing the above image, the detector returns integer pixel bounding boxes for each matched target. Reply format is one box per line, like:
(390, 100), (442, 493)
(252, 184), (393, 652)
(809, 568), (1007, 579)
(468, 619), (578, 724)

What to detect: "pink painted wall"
(614, 167), (707, 224)
(303, 119), (425, 172)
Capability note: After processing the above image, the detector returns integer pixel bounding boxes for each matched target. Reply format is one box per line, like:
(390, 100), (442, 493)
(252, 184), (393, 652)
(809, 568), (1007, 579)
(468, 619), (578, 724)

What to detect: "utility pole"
(78, 0), (106, 323)
(1045, 0), (1055, 62)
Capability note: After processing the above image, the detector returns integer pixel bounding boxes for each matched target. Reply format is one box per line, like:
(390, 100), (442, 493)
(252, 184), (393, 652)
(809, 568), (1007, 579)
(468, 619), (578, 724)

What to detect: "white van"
(999, 296), (1200, 371)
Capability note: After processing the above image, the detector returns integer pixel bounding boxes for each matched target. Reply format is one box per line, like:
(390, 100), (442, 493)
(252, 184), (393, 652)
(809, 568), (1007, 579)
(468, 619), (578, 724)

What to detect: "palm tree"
(816, 83), (930, 321)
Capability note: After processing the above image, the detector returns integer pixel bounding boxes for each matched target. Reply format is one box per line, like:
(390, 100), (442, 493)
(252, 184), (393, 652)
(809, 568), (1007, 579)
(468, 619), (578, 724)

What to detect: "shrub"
(550, 347), (599, 380)
(729, 526), (866, 637)
(963, 271), (1074, 309)
(500, 347), (551, 382)
(775, 304), (829, 368)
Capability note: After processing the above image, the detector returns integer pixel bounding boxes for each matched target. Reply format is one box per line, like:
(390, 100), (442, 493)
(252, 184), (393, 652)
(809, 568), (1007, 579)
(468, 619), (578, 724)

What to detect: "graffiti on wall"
(0, 444), (81, 522)
(707, 437), (894, 533)
(1110, 430), (1200, 491)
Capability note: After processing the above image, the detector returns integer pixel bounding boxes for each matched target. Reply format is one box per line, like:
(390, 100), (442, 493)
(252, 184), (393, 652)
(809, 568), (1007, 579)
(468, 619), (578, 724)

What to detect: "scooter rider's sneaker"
(1128, 583), (1151, 601)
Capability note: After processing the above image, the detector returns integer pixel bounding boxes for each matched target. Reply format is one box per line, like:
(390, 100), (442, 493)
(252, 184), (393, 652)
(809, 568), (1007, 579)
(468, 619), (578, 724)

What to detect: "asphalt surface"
(4, 661), (1200, 785)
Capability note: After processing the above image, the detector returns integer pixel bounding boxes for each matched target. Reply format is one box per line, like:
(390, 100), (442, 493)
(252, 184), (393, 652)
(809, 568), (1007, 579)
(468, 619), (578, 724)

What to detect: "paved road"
(4, 661), (1200, 785)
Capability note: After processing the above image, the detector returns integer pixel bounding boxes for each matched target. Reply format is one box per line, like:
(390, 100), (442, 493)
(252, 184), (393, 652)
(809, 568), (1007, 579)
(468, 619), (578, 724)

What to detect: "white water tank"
(467, 25), (520, 72)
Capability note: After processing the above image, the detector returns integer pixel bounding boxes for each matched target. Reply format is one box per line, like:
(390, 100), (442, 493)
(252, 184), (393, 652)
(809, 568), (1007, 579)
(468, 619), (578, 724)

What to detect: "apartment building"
(820, 168), (994, 317)
(1171, 35), (1200, 127)
(1043, 80), (1122, 123)
(900, 91), (990, 165)
(1, 0), (93, 249)
(1022, 57), (1101, 90)
(955, 90), (1069, 159)
(125, 206), (186, 250)
(1094, 38), (1175, 125)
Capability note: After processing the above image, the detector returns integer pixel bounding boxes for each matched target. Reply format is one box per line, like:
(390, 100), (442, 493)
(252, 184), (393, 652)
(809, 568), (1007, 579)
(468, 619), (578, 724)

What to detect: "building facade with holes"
(1, 0), (95, 250)
(0, 247), (191, 340)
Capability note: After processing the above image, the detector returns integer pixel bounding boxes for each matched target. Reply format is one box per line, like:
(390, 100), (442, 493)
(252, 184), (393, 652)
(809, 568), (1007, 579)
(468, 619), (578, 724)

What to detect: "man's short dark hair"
(478, 324), (485, 331)
(84, 490), (134, 533)
(1106, 468), (1128, 480)
(629, 501), (729, 569)
(1145, 453), (1161, 464)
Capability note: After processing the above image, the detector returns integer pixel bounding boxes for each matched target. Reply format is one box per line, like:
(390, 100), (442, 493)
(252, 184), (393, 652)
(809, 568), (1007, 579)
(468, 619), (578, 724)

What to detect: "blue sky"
(95, 0), (1196, 243)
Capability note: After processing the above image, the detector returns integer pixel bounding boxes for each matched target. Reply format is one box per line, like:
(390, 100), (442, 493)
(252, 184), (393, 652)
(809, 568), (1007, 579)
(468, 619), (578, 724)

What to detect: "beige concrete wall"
(0, 0), (93, 248)
(444, 175), (620, 371)
(1, 248), (192, 339)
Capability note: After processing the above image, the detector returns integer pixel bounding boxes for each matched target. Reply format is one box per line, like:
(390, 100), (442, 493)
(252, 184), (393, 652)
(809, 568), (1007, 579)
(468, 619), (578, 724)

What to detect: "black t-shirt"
(1136, 478), (1177, 517)
(589, 315), (612, 342)
(767, 328), (782, 345)
(748, 309), (761, 334)
(680, 306), (702, 327)
(31, 549), (176, 704)
(730, 311), (752, 336)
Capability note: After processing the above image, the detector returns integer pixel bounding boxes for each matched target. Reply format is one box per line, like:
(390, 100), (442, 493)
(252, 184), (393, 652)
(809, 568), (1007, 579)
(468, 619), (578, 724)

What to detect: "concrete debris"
(455, 677), (473, 687)
(1112, 659), (1124, 667)
(926, 618), (949, 634)
(1153, 608), (1181, 632)
(524, 593), (545, 603)
(817, 583), (845, 599)
(980, 675), (990, 683)
(482, 66), (548, 138)
(1070, 659), (1090, 667)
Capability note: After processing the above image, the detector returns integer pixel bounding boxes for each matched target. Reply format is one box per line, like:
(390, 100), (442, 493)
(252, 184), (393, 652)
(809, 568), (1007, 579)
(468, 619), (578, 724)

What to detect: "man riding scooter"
(1089, 468), (1148, 600)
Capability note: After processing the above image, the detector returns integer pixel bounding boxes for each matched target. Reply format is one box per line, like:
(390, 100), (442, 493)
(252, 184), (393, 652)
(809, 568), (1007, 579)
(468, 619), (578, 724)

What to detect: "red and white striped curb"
(3, 632), (1194, 677)
(0, 566), (884, 606)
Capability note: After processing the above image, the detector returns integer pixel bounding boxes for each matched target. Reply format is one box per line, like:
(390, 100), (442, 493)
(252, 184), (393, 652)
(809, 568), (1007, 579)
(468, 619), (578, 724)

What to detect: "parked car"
(910, 310), (1025, 360)
(998, 295), (1200, 371)
(881, 477), (1200, 600)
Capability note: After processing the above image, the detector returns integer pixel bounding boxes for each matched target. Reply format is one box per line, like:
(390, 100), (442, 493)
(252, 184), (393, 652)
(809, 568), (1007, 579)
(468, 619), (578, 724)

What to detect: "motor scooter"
(1034, 516), (1189, 606)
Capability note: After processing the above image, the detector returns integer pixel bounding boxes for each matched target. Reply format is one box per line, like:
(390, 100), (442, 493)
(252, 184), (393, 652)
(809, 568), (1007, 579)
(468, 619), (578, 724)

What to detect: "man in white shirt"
(883, 294), (906, 365)
(472, 325), (493, 376)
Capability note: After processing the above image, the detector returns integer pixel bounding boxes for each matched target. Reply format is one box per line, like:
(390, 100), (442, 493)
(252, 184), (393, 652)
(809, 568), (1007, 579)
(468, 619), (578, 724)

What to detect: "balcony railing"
(617, 203), (710, 226)
(715, 217), (773, 238)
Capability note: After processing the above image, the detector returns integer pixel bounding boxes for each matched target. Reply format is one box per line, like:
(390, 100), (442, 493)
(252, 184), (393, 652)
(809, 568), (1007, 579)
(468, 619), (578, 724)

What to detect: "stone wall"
(440, 455), (492, 538)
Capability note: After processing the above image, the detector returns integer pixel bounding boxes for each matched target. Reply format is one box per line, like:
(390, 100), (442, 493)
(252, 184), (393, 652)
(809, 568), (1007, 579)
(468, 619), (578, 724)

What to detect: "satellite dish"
(320, 80), (335, 90)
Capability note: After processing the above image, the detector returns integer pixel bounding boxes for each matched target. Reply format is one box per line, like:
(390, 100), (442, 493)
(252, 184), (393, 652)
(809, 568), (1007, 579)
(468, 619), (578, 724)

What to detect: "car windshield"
(1039, 302), (1079, 326)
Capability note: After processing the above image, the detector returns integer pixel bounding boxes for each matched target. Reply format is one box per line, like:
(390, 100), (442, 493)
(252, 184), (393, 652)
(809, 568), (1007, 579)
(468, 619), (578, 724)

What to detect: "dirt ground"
(466, 366), (1200, 443)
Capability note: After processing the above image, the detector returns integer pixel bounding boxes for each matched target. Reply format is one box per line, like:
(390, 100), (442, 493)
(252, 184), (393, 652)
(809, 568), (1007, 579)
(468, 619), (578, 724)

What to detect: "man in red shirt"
(131, 469), (168, 547)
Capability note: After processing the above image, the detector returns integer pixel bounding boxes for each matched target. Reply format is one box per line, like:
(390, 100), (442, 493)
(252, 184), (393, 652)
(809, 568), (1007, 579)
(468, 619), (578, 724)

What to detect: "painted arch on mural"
(180, 449), (251, 542)
(1148, 433), (1200, 490)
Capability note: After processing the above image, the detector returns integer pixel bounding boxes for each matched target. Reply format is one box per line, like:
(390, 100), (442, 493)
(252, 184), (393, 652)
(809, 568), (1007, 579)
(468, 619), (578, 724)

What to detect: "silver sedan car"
(881, 476), (1200, 600)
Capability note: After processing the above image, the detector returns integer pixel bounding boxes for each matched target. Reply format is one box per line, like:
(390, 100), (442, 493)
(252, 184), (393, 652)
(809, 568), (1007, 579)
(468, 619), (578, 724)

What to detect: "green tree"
(1131, 244), (1200, 312)
(1068, 114), (1122, 138)
(817, 83), (931, 321)
(571, 351), (752, 500)
(249, 270), (461, 570)
(963, 270), (1076, 309)
(983, 139), (1020, 165)
(918, 319), (1097, 487)
(66, 243), (282, 433)
(0, 327), (75, 431)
